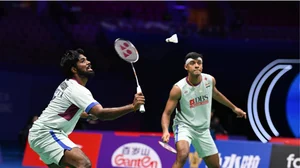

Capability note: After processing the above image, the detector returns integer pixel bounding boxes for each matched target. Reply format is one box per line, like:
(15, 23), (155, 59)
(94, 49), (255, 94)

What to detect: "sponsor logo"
(189, 94), (208, 108)
(111, 142), (162, 168)
(219, 153), (260, 168)
(187, 152), (261, 168)
(205, 82), (210, 88)
(270, 144), (300, 168)
(287, 154), (300, 168)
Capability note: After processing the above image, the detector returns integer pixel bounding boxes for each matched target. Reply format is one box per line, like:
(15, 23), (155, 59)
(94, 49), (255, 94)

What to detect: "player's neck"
(72, 76), (88, 86)
(187, 74), (202, 86)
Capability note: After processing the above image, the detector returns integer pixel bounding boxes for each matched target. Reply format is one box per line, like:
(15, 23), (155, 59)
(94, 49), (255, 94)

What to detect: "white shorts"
(173, 124), (218, 158)
(28, 129), (78, 165)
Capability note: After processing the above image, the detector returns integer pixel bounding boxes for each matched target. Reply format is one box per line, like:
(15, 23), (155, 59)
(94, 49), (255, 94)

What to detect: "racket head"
(158, 141), (177, 154)
(114, 38), (139, 63)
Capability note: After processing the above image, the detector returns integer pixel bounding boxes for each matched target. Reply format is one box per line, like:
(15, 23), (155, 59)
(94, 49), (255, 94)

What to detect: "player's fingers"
(162, 134), (170, 142)
(166, 134), (170, 142)
(162, 137), (167, 143)
(137, 100), (145, 105)
(136, 97), (145, 101)
(137, 97), (145, 101)
(136, 92), (144, 96)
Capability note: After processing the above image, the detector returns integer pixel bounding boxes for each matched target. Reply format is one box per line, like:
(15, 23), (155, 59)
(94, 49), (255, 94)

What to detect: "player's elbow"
(162, 111), (172, 118)
(212, 91), (220, 99)
(89, 105), (113, 120)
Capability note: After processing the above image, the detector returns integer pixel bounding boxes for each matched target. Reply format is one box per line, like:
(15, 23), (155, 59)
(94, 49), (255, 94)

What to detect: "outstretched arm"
(161, 85), (181, 142)
(212, 77), (247, 119)
(89, 92), (145, 120)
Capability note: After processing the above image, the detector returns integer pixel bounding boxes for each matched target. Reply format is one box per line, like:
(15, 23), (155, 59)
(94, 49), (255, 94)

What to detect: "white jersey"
(173, 73), (213, 130)
(30, 79), (99, 135)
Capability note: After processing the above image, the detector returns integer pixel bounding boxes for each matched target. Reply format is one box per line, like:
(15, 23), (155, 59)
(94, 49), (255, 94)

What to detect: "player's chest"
(183, 82), (211, 96)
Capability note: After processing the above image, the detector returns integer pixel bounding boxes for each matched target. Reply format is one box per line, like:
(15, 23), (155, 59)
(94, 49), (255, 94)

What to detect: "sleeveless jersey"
(173, 73), (213, 130)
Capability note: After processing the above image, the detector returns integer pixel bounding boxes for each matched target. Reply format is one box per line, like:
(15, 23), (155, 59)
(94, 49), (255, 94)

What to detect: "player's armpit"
(80, 112), (89, 118)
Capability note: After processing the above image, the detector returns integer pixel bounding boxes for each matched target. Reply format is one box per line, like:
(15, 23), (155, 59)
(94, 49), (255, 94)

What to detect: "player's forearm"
(96, 104), (135, 120)
(161, 112), (171, 133)
(213, 91), (236, 110)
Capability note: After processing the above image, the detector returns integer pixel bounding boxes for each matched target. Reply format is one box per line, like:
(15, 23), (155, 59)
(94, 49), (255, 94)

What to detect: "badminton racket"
(114, 38), (145, 113)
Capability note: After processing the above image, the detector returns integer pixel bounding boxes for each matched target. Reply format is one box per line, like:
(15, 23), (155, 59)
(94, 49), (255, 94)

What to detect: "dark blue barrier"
(185, 140), (272, 168)
(0, 71), (33, 141)
(0, 145), (2, 164)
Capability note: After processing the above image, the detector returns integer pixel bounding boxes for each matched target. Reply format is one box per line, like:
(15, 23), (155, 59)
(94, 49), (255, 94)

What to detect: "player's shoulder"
(201, 73), (213, 77)
(202, 73), (215, 86)
(174, 77), (187, 88)
(202, 73), (214, 80)
(65, 79), (91, 93)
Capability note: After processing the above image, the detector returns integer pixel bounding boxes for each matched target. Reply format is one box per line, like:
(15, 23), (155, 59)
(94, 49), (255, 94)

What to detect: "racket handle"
(137, 86), (146, 113)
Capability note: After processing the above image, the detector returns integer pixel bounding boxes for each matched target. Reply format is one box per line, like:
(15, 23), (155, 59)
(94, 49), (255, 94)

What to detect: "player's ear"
(71, 67), (77, 74)
(184, 64), (188, 70)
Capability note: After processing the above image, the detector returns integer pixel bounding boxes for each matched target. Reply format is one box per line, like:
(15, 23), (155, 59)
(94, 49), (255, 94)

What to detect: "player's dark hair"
(60, 48), (84, 79)
(184, 52), (203, 62)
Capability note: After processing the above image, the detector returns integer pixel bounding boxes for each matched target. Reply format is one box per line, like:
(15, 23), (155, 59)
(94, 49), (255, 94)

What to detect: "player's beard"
(77, 68), (95, 79)
(192, 69), (201, 77)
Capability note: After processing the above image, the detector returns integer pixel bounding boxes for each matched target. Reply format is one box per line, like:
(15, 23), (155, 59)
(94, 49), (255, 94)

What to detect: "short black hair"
(184, 52), (203, 62)
(60, 48), (84, 79)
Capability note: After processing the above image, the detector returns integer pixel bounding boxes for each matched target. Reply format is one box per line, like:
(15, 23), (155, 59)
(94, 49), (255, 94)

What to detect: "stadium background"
(0, 1), (298, 168)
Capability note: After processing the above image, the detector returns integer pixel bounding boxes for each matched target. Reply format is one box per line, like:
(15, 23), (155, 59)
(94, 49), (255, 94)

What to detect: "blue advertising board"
(184, 140), (272, 168)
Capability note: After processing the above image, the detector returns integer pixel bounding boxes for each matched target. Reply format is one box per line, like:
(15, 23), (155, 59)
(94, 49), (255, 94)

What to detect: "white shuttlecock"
(166, 34), (178, 43)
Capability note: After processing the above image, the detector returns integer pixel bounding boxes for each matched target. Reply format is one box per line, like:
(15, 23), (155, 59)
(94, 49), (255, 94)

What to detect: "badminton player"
(28, 48), (145, 168)
(161, 52), (246, 168)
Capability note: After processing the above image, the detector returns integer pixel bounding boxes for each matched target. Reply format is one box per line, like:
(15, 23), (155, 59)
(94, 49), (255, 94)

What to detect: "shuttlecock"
(166, 34), (178, 43)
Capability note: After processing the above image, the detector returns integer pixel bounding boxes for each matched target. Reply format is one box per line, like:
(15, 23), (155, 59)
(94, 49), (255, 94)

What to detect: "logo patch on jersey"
(205, 82), (211, 88)
(189, 94), (209, 108)
(60, 81), (68, 90)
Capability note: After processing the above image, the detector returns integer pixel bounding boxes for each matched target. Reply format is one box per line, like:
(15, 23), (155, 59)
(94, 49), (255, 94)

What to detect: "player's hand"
(162, 131), (170, 143)
(132, 92), (145, 111)
(233, 107), (247, 119)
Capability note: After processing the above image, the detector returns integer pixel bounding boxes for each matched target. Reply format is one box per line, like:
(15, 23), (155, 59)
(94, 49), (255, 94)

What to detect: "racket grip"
(137, 86), (146, 113)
